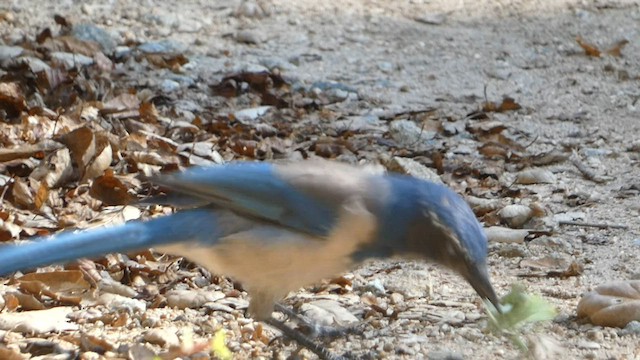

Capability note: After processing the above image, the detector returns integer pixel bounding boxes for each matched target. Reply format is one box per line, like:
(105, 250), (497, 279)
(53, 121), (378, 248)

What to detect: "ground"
(0, 0), (639, 359)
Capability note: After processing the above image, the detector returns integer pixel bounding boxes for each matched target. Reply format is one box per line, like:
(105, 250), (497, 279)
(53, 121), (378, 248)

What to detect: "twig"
(558, 220), (628, 230)
(570, 154), (606, 183)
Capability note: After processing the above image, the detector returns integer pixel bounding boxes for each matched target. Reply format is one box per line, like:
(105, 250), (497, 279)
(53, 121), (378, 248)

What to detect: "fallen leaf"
(89, 170), (134, 206)
(0, 140), (63, 162)
(82, 133), (112, 181)
(485, 226), (530, 244)
(29, 148), (73, 188)
(498, 204), (534, 228)
(482, 97), (521, 113)
(0, 82), (27, 118)
(18, 270), (91, 305)
(0, 307), (79, 333)
(0, 346), (25, 360)
(605, 39), (629, 57)
(56, 126), (96, 174)
(516, 168), (556, 184)
(576, 37), (601, 57)
(577, 280), (640, 328)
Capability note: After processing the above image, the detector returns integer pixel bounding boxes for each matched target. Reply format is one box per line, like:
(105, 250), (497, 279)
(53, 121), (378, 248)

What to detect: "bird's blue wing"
(0, 209), (218, 275)
(152, 162), (357, 237)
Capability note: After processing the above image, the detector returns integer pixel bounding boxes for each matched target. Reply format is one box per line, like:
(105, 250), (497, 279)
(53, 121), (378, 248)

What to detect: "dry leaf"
(0, 307), (78, 333)
(43, 36), (101, 57)
(576, 37), (628, 58)
(516, 168), (556, 185)
(499, 204), (533, 228)
(485, 226), (530, 244)
(82, 133), (112, 181)
(577, 280), (640, 327)
(0, 140), (64, 162)
(11, 292), (45, 311)
(165, 289), (225, 309)
(0, 82), (27, 118)
(34, 182), (49, 210)
(18, 270), (91, 304)
(605, 39), (629, 57)
(482, 97), (521, 113)
(576, 37), (601, 57)
(89, 170), (134, 206)
(56, 126), (96, 173)
(11, 177), (34, 209)
(29, 148), (73, 188)
(0, 346), (26, 360)
(3, 293), (20, 311)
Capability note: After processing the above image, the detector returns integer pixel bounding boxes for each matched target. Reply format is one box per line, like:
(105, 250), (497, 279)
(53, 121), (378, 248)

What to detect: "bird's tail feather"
(0, 209), (218, 275)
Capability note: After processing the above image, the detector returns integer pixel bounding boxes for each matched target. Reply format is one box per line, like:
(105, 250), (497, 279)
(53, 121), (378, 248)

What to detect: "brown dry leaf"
(528, 149), (569, 166)
(312, 138), (347, 158)
(11, 292), (46, 311)
(82, 133), (112, 182)
(518, 257), (582, 279)
(102, 93), (141, 118)
(0, 81), (27, 118)
(89, 170), (134, 206)
(56, 126), (96, 173)
(577, 280), (640, 328)
(144, 53), (189, 71)
(605, 39), (629, 57)
(520, 255), (570, 271)
(3, 293), (20, 311)
(11, 177), (34, 209)
(0, 346), (25, 360)
(0, 140), (63, 162)
(35, 27), (52, 43)
(29, 148), (73, 188)
(0, 217), (22, 242)
(35, 67), (66, 93)
(0, 306), (78, 333)
(576, 37), (601, 57)
(140, 102), (159, 123)
(210, 70), (290, 107)
(34, 182), (49, 210)
(230, 139), (258, 158)
(80, 333), (116, 352)
(330, 275), (353, 288)
(482, 97), (521, 113)
(546, 261), (583, 279)
(576, 37), (628, 58)
(466, 120), (507, 135)
(43, 35), (101, 57)
(18, 270), (91, 304)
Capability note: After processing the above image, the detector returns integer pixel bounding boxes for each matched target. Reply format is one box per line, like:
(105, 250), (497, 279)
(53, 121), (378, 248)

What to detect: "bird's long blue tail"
(0, 209), (218, 276)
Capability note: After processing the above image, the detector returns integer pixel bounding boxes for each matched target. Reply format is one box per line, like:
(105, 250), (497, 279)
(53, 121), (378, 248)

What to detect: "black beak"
(466, 265), (501, 312)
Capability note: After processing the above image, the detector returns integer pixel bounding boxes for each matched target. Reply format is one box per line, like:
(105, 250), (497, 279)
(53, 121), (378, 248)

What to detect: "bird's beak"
(466, 265), (501, 312)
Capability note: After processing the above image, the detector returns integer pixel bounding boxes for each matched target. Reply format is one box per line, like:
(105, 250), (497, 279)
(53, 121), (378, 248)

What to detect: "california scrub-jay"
(0, 161), (499, 357)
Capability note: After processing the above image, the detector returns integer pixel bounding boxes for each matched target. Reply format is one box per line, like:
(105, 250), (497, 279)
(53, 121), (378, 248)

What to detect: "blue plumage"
(0, 161), (499, 317)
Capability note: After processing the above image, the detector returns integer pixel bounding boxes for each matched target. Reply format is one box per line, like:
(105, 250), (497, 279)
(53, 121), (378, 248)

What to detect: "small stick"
(558, 220), (628, 230)
(570, 154), (606, 183)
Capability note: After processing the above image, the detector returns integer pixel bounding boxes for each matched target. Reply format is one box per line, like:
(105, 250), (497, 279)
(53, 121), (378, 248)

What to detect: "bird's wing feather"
(0, 209), (217, 275)
(152, 161), (385, 237)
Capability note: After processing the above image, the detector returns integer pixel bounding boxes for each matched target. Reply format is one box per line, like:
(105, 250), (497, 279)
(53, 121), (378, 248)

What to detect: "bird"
(0, 160), (499, 358)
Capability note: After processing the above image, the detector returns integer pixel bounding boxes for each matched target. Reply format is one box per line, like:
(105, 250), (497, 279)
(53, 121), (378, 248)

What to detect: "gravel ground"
(1, 0), (640, 359)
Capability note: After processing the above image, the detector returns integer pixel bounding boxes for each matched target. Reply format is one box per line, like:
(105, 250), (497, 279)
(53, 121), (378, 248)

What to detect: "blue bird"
(0, 160), (499, 329)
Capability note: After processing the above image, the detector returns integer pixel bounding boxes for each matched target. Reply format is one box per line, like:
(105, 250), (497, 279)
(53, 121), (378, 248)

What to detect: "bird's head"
(403, 183), (500, 309)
